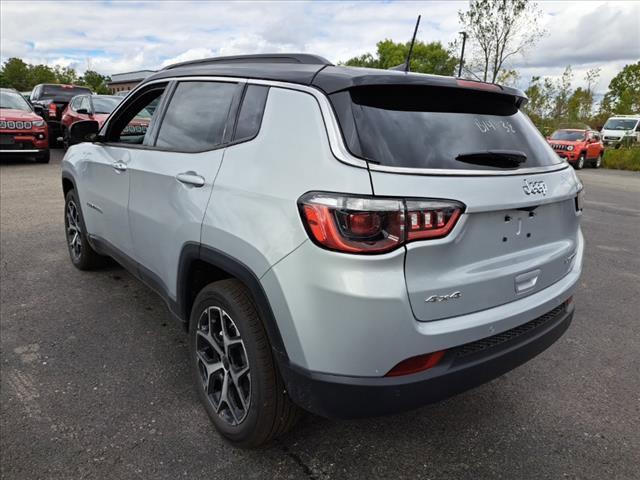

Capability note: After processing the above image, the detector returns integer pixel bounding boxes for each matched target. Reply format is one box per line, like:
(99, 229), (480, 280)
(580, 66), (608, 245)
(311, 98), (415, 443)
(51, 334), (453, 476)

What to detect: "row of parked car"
(1, 82), (639, 169)
(0, 84), (131, 163)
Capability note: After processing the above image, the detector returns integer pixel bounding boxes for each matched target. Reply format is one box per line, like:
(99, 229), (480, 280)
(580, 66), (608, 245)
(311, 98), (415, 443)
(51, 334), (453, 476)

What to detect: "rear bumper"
(281, 303), (573, 419)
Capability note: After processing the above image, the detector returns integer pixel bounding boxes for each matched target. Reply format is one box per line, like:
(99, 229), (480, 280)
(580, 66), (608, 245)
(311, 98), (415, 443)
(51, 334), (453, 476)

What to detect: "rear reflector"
(385, 351), (446, 377)
(298, 192), (464, 254)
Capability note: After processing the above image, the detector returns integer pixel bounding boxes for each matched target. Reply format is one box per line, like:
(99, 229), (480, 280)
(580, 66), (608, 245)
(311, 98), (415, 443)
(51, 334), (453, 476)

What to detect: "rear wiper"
(455, 150), (527, 169)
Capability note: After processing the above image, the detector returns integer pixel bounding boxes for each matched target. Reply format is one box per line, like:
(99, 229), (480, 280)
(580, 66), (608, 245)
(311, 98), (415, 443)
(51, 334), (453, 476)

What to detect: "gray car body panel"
(62, 74), (584, 380)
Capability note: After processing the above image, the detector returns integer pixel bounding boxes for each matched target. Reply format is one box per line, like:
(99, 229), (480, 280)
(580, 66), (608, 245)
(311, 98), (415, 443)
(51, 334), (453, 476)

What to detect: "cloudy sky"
(1, 1), (638, 93)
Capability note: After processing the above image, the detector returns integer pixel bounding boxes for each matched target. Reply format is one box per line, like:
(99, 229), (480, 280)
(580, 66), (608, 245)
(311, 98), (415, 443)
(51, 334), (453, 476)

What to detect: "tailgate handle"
(515, 269), (540, 294)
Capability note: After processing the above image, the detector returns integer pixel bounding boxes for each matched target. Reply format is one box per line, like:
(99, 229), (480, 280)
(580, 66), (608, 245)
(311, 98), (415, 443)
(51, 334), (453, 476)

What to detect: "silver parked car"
(61, 54), (584, 448)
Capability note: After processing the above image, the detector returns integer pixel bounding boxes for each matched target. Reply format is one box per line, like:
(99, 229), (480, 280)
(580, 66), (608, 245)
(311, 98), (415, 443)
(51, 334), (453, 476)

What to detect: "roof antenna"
(389, 15), (421, 72)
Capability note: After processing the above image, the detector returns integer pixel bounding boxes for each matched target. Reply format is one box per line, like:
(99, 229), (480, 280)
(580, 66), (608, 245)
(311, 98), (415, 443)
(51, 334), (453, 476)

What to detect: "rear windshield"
(331, 85), (563, 171)
(550, 130), (585, 141)
(41, 85), (92, 100)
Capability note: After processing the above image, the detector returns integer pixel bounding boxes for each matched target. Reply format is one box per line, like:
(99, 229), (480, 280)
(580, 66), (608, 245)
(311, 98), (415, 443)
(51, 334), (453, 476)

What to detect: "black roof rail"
(162, 53), (333, 71)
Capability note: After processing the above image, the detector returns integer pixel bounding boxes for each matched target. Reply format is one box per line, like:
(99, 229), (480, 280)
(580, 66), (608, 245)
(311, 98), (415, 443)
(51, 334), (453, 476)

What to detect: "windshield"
(331, 85), (562, 170)
(41, 85), (92, 100)
(0, 90), (32, 111)
(92, 96), (121, 114)
(603, 119), (638, 130)
(550, 130), (585, 141)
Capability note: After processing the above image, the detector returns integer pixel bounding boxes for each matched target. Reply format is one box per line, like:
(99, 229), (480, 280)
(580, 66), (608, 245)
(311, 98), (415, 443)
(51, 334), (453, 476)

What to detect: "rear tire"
(575, 153), (585, 170)
(35, 151), (50, 164)
(64, 189), (104, 270)
(189, 279), (300, 448)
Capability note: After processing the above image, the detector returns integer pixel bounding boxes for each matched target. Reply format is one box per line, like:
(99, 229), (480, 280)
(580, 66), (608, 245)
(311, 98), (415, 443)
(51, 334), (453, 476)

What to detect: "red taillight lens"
(456, 79), (502, 91)
(48, 103), (57, 118)
(300, 194), (404, 254)
(385, 351), (446, 377)
(298, 193), (464, 254)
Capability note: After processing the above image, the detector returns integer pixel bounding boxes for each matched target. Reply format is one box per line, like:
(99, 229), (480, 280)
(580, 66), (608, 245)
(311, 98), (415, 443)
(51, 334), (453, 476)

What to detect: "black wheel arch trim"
(177, 243), (289, 361)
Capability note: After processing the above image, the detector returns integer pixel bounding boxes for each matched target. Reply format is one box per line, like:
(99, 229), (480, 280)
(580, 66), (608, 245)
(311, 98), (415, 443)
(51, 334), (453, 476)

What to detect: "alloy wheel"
(195, 306), (251, 426)
(66, 199), (82, 261)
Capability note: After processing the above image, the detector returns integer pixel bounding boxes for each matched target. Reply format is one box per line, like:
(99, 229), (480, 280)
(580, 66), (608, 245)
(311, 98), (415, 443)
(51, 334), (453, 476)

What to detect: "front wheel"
(575, 153), (585, 170)
(35, 151), (50, 164)
(189, 279), (300, 448)
(593, 153), (602, 168)
(64, 190), (104, 270)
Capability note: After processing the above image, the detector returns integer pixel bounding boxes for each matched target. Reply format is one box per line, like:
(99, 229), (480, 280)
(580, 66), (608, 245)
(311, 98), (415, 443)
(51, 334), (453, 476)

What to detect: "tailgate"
(370, 167), (582, 321)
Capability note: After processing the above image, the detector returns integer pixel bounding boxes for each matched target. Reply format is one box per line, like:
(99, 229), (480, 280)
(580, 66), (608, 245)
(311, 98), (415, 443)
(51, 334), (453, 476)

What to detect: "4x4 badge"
(522, 178), (548, 196)
(425, 291), (462, 303)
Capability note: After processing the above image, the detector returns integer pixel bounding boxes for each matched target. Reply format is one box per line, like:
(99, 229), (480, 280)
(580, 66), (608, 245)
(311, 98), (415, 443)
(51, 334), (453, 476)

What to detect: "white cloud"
(0, 0), (637, 93)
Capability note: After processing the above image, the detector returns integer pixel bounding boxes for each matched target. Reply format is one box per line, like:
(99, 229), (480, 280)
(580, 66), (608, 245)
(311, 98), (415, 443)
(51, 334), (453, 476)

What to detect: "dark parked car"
(0, 88), (50, 163)
(30, 84), (92, 146)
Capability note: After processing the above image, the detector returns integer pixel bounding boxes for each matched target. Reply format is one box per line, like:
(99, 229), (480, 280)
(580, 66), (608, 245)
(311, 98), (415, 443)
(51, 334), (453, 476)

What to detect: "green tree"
(0, 58), (31, 90)
(53, 65), (79, 85)
(81, 70), (111, 94)
(601, 62), (640, 115)
(458, 0), (546, 83)
(29, 64), (57, 86)
(343, 39), (458, 76)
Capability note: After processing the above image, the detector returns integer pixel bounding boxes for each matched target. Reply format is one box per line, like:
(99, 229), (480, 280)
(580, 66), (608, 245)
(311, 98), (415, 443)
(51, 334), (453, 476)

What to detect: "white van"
(601, 114), (640, 146)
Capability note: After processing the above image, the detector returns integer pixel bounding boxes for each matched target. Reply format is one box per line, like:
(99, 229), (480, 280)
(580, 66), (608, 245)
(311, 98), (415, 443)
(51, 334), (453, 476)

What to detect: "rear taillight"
(298, 192), (464, 254)
(48, 103), (57, 119)
(385, 351), (445, 377)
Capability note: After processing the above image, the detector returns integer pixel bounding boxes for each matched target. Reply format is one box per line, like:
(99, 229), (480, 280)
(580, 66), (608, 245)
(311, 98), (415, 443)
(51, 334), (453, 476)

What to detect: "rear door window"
(155, 81), (239, 152)
(331, 85), (563, 171)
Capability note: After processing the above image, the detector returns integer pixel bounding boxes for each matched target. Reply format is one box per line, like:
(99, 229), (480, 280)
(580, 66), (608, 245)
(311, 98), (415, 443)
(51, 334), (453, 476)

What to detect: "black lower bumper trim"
(279, 304), (573, 419)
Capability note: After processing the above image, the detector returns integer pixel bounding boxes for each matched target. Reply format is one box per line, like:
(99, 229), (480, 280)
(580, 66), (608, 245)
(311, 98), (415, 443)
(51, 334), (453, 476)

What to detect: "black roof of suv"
(146, 53), (527, 101)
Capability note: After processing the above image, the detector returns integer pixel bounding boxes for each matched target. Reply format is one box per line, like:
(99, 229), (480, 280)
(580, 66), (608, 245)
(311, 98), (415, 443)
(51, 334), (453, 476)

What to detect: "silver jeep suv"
(61, 54), (584, 447)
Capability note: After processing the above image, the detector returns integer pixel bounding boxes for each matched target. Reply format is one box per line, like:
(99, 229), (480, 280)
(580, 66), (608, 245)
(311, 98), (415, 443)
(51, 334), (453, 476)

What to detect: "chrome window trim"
(108, 75), (569, 177)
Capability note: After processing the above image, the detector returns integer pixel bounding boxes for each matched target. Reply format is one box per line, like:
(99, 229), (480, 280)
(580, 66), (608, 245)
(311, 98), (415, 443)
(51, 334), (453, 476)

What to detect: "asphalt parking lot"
(1, 149), (639, 480)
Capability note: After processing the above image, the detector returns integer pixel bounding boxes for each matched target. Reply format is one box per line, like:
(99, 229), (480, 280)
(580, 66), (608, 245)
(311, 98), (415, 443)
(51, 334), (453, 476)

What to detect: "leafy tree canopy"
(343, 39), (458, 76)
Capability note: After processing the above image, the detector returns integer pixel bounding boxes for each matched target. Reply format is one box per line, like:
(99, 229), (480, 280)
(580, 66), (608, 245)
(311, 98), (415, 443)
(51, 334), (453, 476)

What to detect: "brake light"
(456, 79), (502, 92)
(48, 103), (57, 118)
(385, 351), (445, 377)
(298, 193), (464, 254)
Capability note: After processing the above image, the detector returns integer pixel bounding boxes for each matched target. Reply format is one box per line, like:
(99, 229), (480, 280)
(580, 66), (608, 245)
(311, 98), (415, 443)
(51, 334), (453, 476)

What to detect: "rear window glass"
(331, 85), (563, 171)
(41, 85), (92, 100)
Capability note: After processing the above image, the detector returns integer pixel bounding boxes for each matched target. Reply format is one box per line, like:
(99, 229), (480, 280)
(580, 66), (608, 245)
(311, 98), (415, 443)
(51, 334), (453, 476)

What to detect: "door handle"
(176, 172), (205, 187)
(112, 161), (127, 172)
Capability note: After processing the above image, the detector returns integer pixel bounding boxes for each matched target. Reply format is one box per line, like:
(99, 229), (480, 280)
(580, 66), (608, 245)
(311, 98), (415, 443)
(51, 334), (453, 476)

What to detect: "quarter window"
(234, 85), (269, 142)
(155, 81), (238, 152)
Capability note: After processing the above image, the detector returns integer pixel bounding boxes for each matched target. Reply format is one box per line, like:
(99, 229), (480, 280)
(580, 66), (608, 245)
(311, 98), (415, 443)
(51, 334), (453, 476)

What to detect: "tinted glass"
(156, 81), (237, 151)
(79, 97), (90, 111)
(332, 85), (563, 171)
(234, 85), (269, 141)
(0, 90), (32, 111)
(92, 96), (121, 114)
(550, 130), (585, 141)
(41, 85), (92, 100)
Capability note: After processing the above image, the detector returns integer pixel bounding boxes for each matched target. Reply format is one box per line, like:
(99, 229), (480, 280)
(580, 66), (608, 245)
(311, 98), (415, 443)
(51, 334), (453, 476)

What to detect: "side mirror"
(76, 108), (89, 115)
(69, 120), (100, 146)
(32, 104), (45, 118)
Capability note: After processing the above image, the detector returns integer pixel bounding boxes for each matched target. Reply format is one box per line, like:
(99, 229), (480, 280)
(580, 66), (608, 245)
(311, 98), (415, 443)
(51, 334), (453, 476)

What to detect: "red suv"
(547, 129), (604, 169)
(61, 94), (121, 148)
(0, 88), (50, 163)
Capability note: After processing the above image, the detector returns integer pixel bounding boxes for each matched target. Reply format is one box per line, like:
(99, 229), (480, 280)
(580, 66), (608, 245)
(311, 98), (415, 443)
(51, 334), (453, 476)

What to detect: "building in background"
(107, 70), (156, 93)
